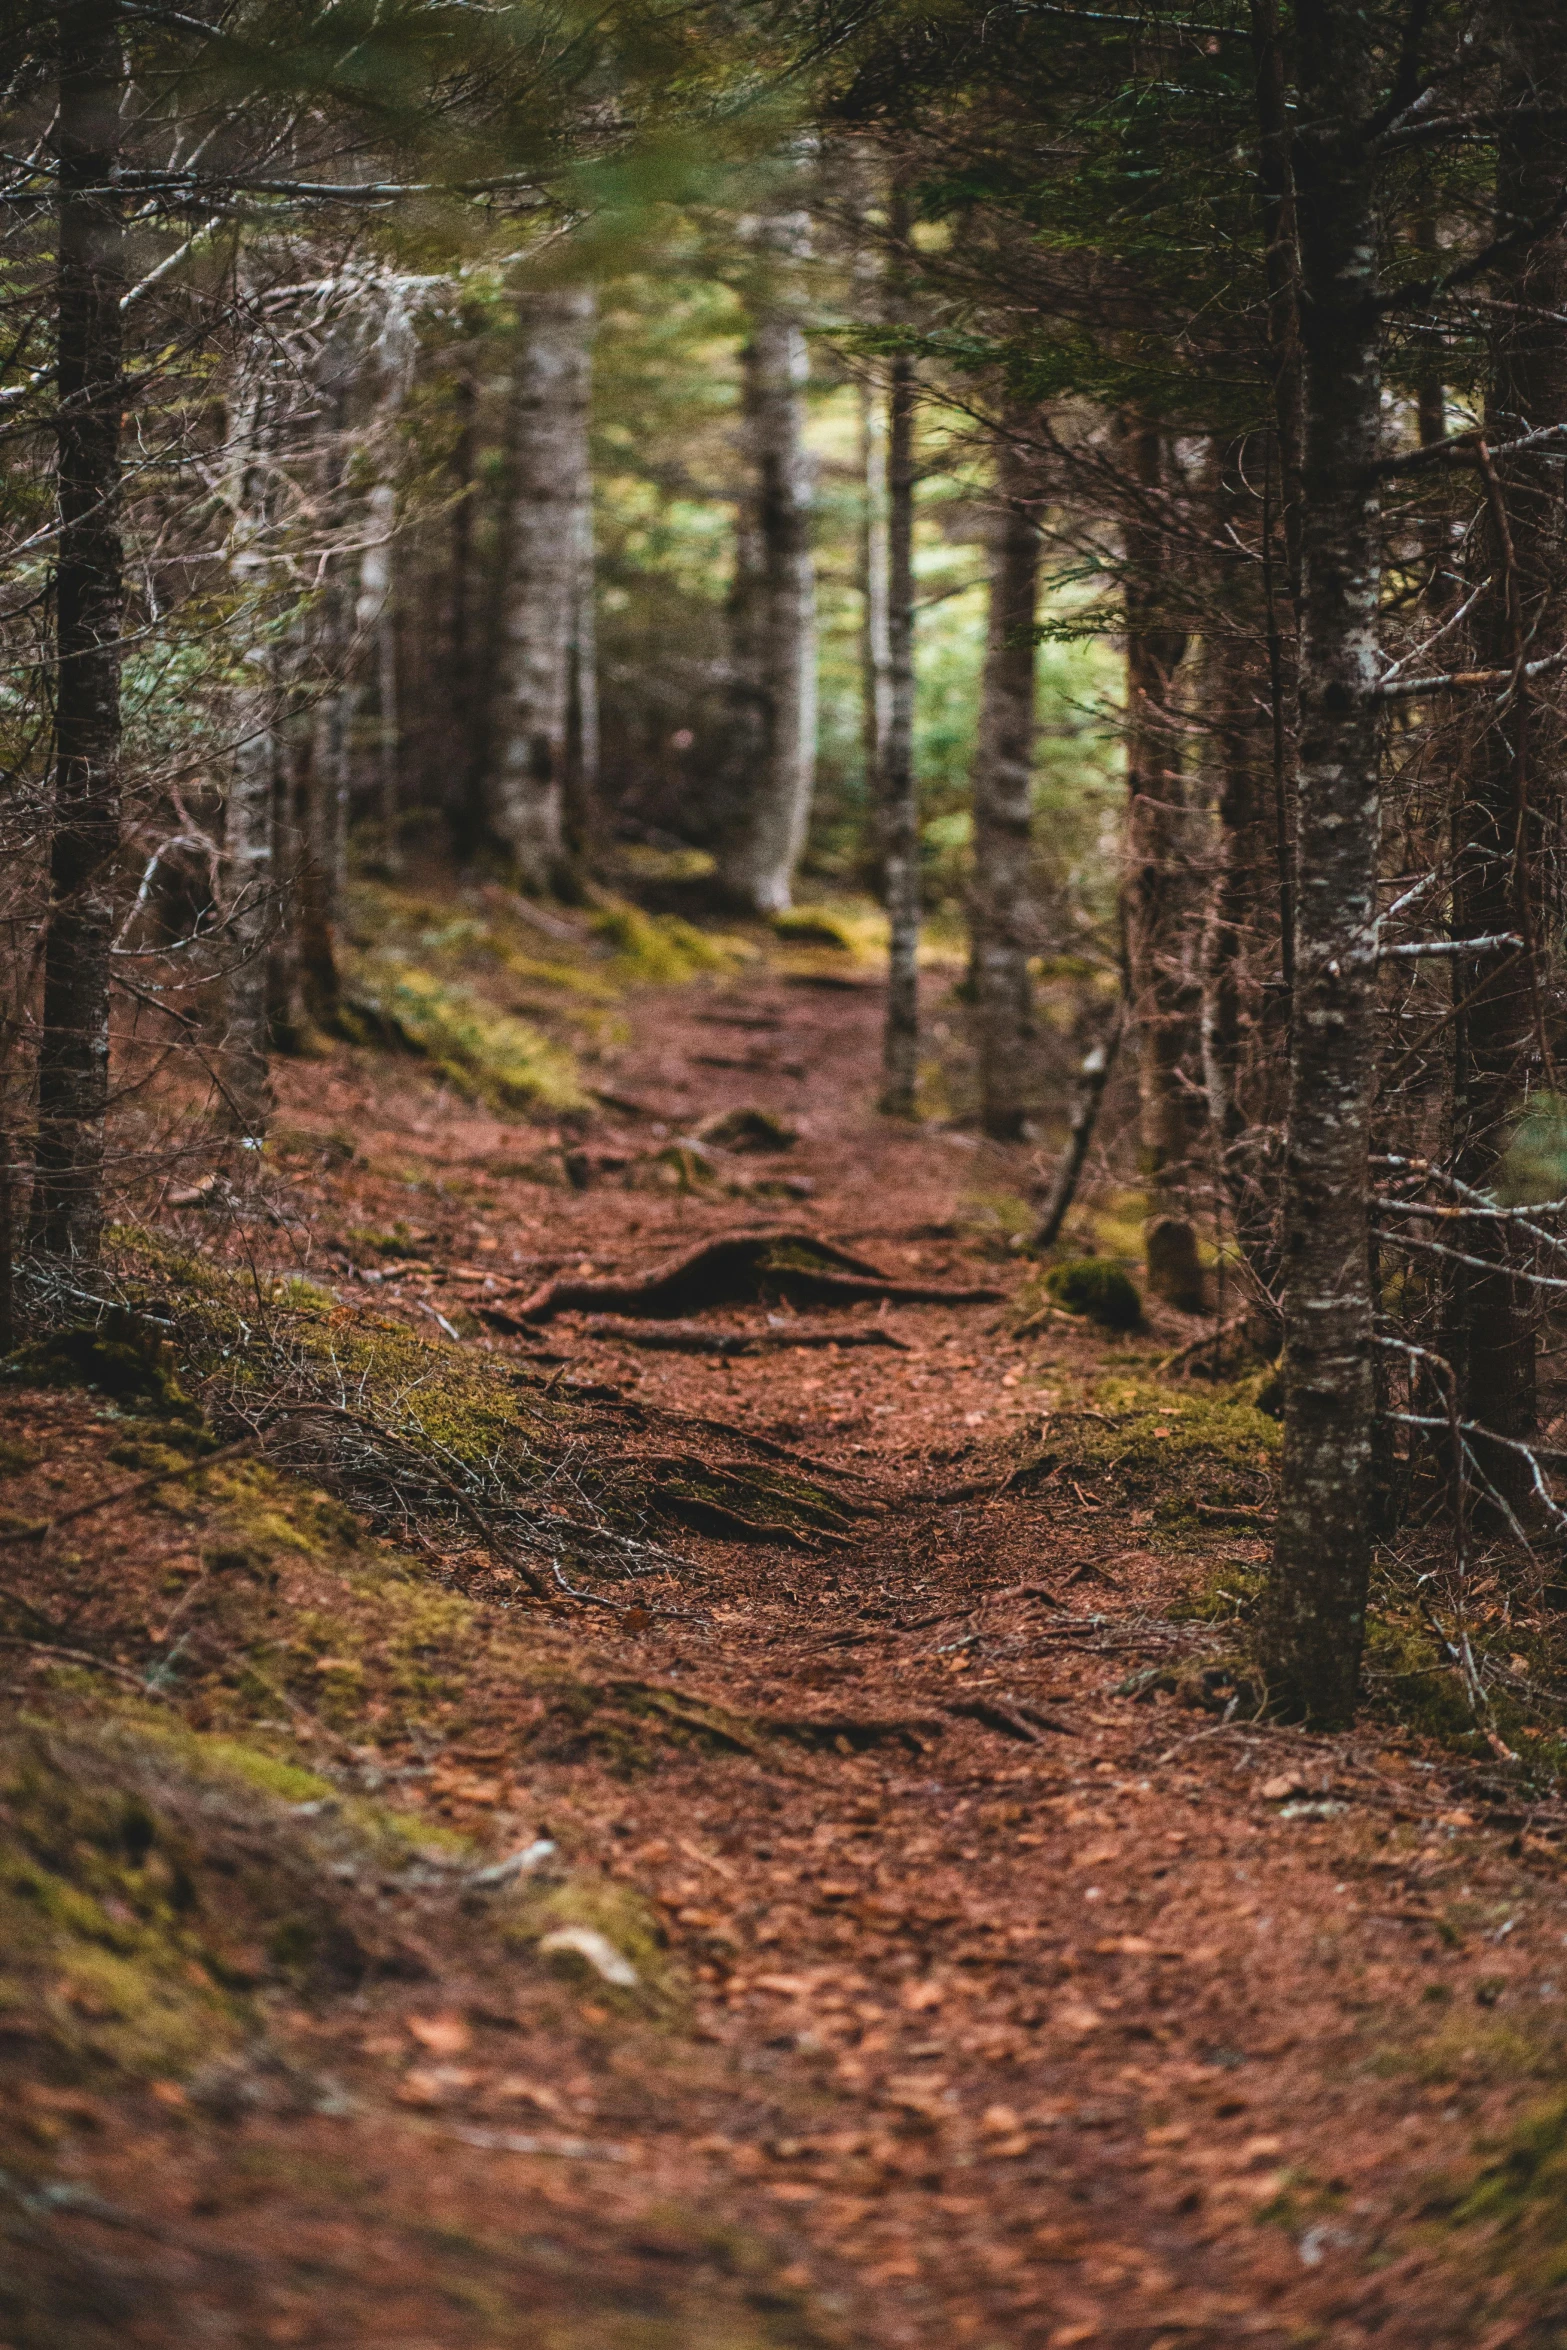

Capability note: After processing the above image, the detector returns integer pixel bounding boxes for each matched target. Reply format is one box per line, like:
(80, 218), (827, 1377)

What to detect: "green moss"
(505, 1873), (676, 2010)
(770, 908), (854, 953)
(343, 957), (586, 1116)
(4, 1307), (201, 1419)
(0, 1439), (39, 1476)
(1446, 2093), (1567, 2286)
(1045, 1259), (1143, 1330)
(591, 902), (743, 984)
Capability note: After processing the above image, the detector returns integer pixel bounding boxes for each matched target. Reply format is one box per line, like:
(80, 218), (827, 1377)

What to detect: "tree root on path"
(516, 1229), (1003, 1323)
(580, 1317), (910, 1355)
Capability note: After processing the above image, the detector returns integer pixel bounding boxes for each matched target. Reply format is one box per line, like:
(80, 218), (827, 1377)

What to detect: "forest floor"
(5, 910), (1567, 2348)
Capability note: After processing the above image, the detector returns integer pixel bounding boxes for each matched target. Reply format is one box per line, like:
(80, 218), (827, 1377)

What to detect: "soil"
(4, 955), (1566, 2350)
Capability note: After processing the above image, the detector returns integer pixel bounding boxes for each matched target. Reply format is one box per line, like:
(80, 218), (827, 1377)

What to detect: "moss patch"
(0, 1717), (402, 2087)
(591, 902), (744, 985)
(1044, 1260), (1143, 1331)
(343, 957), (586, 1116)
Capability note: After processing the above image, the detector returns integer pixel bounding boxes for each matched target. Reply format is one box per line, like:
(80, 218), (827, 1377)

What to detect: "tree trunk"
(564, 475), (600, 872)
(1449, 0), (1567, 1509)
(1260, 0), (1383, 1726)
(354, 480), (401, 876)
(1121, 418), (1192, 1219)
(879, 199), (919, 1116)
(33, 5), (125, 1257)
(718, 235), (817, 915)
(971, 414), (1042, 1140)
(222, 657), (275, 1135)
(1199, 487), (1281, 1317)
(489, 287), (594, 895)
(859, 373), (893, 838)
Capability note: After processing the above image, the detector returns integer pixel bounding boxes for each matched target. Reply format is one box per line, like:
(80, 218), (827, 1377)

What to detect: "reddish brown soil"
(5, 964), (1566, 2349)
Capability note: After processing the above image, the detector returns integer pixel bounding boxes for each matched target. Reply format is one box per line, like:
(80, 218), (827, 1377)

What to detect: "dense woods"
(7, 5), (1567, 2335)
(11, 0), (1567, 1726)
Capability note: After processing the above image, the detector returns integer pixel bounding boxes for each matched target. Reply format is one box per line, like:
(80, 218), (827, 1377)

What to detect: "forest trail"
(4, 955), (1564, 2350)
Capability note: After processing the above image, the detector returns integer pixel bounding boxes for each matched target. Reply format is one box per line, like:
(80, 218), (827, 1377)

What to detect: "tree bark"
(33, 4), (125, 1257)
(859, 372), (893, 834)
(971, 413), (1042, 1140)
(354, 480), (401, 876)
(879, 196), (919, 1116)
(564, 472), (601, 872)
(1260, 0), (1383, 1726)
(1449, 0), (1567, 1508)
(718, 231), (817, 915)
(224, 622), (275, 1130)
(489, 287), (595, 895)
(1121, 417), (1192, 1215)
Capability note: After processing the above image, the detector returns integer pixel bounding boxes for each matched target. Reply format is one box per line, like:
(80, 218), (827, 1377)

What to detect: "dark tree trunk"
(879, 193), (920, 1117)
(33, 5), (125, 1257)
(1260, 0), (1383, 1726)
(1121, 418), (1192, 1227)
(1450, 0), (1567, 1510)
(971, 414), (1041, 1140)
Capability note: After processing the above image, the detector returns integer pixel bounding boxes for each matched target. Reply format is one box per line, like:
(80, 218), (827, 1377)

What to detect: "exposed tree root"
(516, 1229), (1003, 1322)
(580, 1317), (910, 1355)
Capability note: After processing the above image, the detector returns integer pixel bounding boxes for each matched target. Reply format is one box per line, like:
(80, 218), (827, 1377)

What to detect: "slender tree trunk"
(879, 197), (919, 1116)
(1200, 474), (1281, 1316)
(1260, 0), (1383, 1725)
(971, 414), (1042, 1140)
(1033, 1004), (1125, 1250)
(445, 353), (481, 860)
(860, 373), (893, 837)
(224, 667), (276, 1136)
(1249, 0), (1305, 606)
(1121, 418), (1192, 1218)
(718, 232), (816, 914)
(489, 287), (594, 894)
(1449, 0), (1567, 1509)
(33, 5), (125, 1256)
(354, 481), (401, 876)
(564, 473), (600, 872)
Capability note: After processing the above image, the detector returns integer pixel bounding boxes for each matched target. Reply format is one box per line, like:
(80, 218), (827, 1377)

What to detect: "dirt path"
(5, 962), (1566, 2348)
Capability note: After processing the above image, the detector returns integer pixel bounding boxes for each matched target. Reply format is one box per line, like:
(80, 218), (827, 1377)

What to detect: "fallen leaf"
(1260, 1774), (1307, 1802)
(980, 2103), (1021, 2136)
(492, 2077), (565, 2114)
(1077, 1841), (1121, 1866)
(900, 1977), (945, 2012)
(407, 2012), (471, 2057)
(753, 1972), (816, 1997)
(1055, 2001), (1102, 2034)
(397, 2065), (479, 2105)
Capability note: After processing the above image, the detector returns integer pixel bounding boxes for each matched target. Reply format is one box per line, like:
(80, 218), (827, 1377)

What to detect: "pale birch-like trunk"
(719, 237), (816, 915)
(564, 486), (600, 869)
(354, 480), (401, 876)
(33, 5), (124, 1257)
(1449, 0), (1567, 1507)
(489, 287), (594, 894)
(971, 416), (1041, 1140)
(1260, 0), (1383, 1725)
(859, 375), (893, 822)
